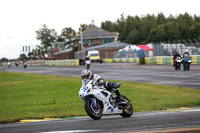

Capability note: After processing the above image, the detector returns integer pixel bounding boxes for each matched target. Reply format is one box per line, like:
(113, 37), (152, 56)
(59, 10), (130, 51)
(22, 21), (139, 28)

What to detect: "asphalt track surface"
(1, 63), (200, 89)
(1, 63), (200, 132)
(0, 109), (200, 133)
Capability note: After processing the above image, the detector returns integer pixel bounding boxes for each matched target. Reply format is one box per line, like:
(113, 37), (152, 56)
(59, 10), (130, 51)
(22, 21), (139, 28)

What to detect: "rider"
(81, 69), (123, 102)
(85, 56), (90, 61)
(173, 51), (181, 67)
(23, 59), (26, 64)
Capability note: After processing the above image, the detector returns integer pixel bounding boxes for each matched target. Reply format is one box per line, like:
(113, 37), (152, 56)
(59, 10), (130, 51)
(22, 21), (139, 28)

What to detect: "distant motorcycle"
(183, 56), (191, 71)
(15, 61), (19, 67)
(8, 62), (11, 68)
(23, 62), (27, 69)
(85, 59), (91, 69)
(174, 57), (182, 70)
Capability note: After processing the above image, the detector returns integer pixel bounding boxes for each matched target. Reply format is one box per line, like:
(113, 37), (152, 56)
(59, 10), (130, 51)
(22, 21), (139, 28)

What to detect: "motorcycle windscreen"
(82, 79), (90, 87)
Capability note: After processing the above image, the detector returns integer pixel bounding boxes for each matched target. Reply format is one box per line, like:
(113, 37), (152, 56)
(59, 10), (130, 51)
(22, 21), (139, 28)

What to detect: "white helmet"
(185, 49), (189, 52)
(81, 69), (93, 80)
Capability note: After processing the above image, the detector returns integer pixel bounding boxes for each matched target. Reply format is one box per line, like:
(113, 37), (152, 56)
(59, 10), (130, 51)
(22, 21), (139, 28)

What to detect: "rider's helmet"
(176, 51), (179, 54)
(85, 56), (90, 60)
(81, 69), (93, 80)
(185, 49), (189, 53)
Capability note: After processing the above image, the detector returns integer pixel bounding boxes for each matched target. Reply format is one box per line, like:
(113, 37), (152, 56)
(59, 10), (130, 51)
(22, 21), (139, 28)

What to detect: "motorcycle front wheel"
(120, 95), (133, 117)
(84, 99), (102, 120)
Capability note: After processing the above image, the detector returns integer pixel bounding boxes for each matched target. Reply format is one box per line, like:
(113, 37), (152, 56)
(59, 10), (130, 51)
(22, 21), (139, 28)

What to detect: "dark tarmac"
(1, 63), (200, 89)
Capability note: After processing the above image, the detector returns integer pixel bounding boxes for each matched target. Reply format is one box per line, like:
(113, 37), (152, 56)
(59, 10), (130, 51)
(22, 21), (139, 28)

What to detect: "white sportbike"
(79, 80), (133, 120)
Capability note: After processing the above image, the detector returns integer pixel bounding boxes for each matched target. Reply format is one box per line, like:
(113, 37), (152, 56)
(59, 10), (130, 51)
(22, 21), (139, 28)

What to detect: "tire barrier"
(103, 58), (113, 63)
(102, 55), (200, 65)
(45, 59), (79, 66)
(156, 56), (173, 65)
(190, 55), (200, 64)
(113, 58), (139, 63)
(145, 57), (156, 65)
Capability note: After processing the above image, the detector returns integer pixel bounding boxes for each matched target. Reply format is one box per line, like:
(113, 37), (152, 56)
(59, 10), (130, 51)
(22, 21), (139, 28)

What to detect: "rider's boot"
(114, 89), (124, 104)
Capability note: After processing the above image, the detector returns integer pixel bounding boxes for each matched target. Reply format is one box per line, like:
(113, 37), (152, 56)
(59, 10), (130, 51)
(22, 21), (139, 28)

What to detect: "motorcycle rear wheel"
(84, 99), (102, 120)
(120, 95), (133, 117)
(175, 65), (177, 70)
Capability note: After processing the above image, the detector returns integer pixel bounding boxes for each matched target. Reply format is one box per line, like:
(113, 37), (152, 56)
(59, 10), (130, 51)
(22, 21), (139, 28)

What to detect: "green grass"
(0, 72), (200, 123)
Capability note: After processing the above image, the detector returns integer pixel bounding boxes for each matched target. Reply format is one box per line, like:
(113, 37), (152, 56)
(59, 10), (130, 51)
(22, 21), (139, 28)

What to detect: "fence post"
(193, 38), (199, 55)
(183, 39), (188, 50)
(188, 39), (193, 55)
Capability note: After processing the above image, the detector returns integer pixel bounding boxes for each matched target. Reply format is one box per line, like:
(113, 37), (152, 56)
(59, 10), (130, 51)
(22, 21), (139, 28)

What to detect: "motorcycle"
(174, 57), (182, 70)
(15, 61), (19, 67)
(182, 56), (191, 71)
(8, 62), (11, 68)
(79, 80), (133, 120)
(23, 62), (27, 69)
(85, 59), (91, 69)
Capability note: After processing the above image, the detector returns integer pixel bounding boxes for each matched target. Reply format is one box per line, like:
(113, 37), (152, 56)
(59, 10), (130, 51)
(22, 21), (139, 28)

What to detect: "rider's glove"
(112, 82), (121, 89)
(98, 81), (105, 87)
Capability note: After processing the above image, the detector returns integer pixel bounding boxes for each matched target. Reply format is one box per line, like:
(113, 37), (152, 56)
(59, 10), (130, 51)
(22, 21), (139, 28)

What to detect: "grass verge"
(0, 72), (200, 123)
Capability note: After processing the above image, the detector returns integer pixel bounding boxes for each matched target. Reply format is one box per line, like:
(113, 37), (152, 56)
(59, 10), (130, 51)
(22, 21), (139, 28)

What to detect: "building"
(75, 26), (119, 51)
(75, 41), (133, 59)
(50, 26), (119, 60)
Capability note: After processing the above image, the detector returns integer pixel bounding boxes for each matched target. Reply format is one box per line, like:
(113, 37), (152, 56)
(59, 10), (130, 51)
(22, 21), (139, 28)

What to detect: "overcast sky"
(0, 0), (199, 59)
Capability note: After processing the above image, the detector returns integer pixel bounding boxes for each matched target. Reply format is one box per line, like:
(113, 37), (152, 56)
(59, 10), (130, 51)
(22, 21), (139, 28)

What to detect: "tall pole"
(182, 39), (187, 49)
(177, 40), (182, 54)
(80, 28), (83, 50)
(188, 39), (193, 55)
(173, 40), (177, 54)
(193, 38), (199, 54)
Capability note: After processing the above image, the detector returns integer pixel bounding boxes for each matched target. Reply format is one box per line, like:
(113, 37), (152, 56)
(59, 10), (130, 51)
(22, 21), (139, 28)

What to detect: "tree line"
(101, 12), (200, 44)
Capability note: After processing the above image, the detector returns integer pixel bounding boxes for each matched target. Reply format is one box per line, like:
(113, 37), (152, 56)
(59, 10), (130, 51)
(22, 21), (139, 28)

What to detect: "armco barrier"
(44, 59), (79, 66)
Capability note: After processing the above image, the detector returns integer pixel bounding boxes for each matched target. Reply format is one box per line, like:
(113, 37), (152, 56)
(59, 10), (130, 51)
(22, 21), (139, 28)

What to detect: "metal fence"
(106, 42), (200, 58)
(152, 42), (200, 56)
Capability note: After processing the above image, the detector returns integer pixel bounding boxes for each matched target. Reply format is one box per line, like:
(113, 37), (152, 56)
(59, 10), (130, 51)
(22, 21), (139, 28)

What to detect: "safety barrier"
(145, 57), (156, 65)
(113, 58), (139, 63)
(156, 56), (173, 65)
(102, 55), (200, 65)
(2, 56), (200, 67)
(44, 59), (79, 66)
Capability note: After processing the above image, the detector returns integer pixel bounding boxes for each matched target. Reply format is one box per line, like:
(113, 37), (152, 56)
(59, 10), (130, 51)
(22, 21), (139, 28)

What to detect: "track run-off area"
(0, 63), (200, 133)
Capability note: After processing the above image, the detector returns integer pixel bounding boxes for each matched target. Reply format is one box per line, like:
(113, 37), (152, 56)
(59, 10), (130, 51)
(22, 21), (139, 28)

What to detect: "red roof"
(138, 45), (153, 50)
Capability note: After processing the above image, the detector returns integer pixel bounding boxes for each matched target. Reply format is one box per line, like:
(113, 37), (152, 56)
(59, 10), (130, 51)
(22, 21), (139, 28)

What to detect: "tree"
(57, 27), (76, 48)
(126, 29), (141, 44)
(20, 54), (28, 60)
(0, 58), (8, 62)
(157, 13), (166, 25)
(35, 24), (57, 49)
(28, 52), (33, 59)
(79, 24), (90, 32)
(139, 14), (157, 43)
(148, 22), (178, 43)
(101, 21), (117, 32)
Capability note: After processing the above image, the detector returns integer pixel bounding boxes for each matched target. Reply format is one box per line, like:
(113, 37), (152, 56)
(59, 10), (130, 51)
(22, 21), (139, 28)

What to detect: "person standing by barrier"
(138, 49), (145, 65)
